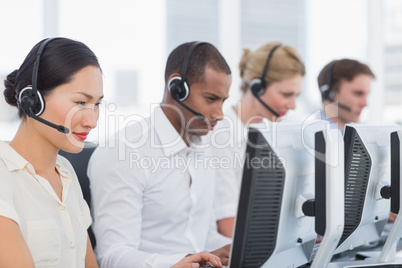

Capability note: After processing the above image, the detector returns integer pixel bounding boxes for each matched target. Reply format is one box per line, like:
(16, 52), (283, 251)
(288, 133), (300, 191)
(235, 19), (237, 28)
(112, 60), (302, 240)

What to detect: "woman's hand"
(171, 252), (222, 268)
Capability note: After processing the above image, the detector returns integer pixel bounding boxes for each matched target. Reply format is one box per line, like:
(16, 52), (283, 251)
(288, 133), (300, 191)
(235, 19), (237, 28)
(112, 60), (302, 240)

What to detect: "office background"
(0, 0), (401, 144)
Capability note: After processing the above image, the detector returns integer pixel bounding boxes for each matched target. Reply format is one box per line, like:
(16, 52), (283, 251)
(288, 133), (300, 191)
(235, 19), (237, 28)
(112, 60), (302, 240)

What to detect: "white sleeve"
(88, 144), (186, 268)
(81, 197), (92, 229)
(0, 163), (20, 226)
(205, 207), (232, 252)
(212, 144), (242, 221)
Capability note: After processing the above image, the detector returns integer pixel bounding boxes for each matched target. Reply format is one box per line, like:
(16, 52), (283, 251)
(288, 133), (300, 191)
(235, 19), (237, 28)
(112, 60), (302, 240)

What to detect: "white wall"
(0, 0), (390, 141)
(299, 0), (371, 121)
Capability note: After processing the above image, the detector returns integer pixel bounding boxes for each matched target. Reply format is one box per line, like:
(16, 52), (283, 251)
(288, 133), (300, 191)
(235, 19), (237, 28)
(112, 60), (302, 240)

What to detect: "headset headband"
(180, 41), (204, 85)
(31, 37), (60, 94)
(260, 43), (282, 83)
(325, 60), (337, 89)
(319, 60), (338, 95)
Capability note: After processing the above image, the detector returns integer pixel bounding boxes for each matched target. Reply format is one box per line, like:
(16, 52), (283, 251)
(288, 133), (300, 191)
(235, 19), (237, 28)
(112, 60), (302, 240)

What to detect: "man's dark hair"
(164, 41), (231, 86)
(317, 58), (375, 101)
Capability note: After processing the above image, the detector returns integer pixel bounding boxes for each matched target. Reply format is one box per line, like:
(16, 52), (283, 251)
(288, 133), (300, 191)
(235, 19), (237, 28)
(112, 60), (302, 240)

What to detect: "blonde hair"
(239, 41), (305, 93)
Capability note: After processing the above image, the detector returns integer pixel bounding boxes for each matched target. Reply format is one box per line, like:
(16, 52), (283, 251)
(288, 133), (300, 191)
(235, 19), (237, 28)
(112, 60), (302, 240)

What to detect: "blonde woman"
(211, 41), (306, 237)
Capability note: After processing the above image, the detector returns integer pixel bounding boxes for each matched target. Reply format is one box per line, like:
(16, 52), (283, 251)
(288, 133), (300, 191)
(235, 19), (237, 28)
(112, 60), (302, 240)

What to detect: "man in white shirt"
(88, 41), (232, 268)
(315, 59), (377, 244)
(317, 58), (375, 134)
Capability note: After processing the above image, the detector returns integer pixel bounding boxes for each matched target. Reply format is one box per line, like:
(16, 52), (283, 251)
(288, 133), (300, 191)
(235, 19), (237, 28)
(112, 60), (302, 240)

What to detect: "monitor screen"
(310, 129), (345, 268)
(229, 120), (327, 268)
(377, 129), (402, 262)
(334, 123), (401, 255)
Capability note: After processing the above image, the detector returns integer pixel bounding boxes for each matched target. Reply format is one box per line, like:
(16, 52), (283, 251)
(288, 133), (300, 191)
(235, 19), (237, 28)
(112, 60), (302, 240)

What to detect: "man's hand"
(210, 244), (231, 266)
(171, 252), (222, 268)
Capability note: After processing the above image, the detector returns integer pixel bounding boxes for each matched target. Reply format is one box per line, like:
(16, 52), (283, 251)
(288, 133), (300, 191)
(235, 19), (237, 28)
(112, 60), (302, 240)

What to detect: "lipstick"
(73, 132), (89, 140)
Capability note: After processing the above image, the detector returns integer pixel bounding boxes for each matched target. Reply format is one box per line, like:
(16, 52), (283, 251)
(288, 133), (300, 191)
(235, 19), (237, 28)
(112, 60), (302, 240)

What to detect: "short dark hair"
(164, 41), (231, 87)
(317, 58), (375, 101)
(4, 37), (101, 118)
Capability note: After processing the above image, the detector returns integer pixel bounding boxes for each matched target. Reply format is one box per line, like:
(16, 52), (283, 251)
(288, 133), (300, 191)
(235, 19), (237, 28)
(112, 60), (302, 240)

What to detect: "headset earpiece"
(248, 43), (282, 118)
(249, 77), (265, 97)
(320, 60), (337, 102)
(320, 60), (352, 112)
(320, 84), (334, 100)
(168, 76), (190, 101)
(18, 38), (57, 118)
(15, 37), (70, 134)
(168, 41), (203, 102)
(166, 41), (206, 120)
(18, 86), (45, 116)
(249, 43), (282, 98)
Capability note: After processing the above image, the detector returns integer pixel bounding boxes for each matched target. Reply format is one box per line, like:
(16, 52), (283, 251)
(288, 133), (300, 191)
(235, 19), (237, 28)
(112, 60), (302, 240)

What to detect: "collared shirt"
(88, 105), (231, 268)
(0, 141), (91, 268)
(209, 106), (248, 221)
(316, 109), (344, 134)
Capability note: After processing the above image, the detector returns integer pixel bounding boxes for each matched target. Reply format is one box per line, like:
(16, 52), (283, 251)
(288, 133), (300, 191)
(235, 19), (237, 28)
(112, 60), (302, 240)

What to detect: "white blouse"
(0, 141), (92, 268)
(210, 106), (248, 221)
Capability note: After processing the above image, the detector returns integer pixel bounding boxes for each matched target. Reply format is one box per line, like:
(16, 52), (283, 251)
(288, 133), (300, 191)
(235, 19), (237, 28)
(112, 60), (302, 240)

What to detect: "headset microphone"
(170, 84), (206, 120)
(249, 43), (282, 118)
(250, 79), (281, 118)
(337, 102), (352, 112)
(25, 107), (69, 134)
(168, 41), (206, 121)
(29, 113), (70, 134)
(320, 60), (352, 112)
(18, 37), (70, 134)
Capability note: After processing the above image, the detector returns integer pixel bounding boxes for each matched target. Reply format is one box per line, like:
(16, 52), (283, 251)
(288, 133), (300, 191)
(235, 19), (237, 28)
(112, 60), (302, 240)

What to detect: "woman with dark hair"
(0, 37), (222, 268)
(1, 37), (103, 267)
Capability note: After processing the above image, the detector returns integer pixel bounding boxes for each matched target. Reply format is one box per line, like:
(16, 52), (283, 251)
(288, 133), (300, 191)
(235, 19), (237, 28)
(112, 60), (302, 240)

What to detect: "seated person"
(0, 37), (225, 268)
(0, 37), (102, 267)
(316, 59), (398, 236)
(316, 58), (375, 133)
(211, 41), (306, 237)
(88, 41), (232, 267)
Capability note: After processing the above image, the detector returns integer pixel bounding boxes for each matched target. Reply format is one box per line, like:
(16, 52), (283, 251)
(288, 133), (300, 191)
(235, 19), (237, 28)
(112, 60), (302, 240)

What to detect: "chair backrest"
(59, 142), (98, 248)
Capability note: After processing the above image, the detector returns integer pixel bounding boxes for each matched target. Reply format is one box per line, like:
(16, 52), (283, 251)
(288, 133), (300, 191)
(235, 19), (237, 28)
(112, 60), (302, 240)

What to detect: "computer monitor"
(377, 130), (402, 262)
(228, 120), (330, 268)
(333, 123), (401, 257)
(308, 129), (345, 268)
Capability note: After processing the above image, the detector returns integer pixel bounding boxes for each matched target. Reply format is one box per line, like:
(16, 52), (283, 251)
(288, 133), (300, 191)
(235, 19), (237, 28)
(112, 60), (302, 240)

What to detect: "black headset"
(320, 60), (337, 101)
(17, 37), (70, 133)
(319, 60), (351, 112)
(167, 41), (206, 120)
(249, 43), (282, 118)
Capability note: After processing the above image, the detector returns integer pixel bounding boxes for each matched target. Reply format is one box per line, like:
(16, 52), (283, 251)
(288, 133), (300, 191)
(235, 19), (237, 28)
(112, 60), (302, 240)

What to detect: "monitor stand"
(327, 219), (402, 267)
